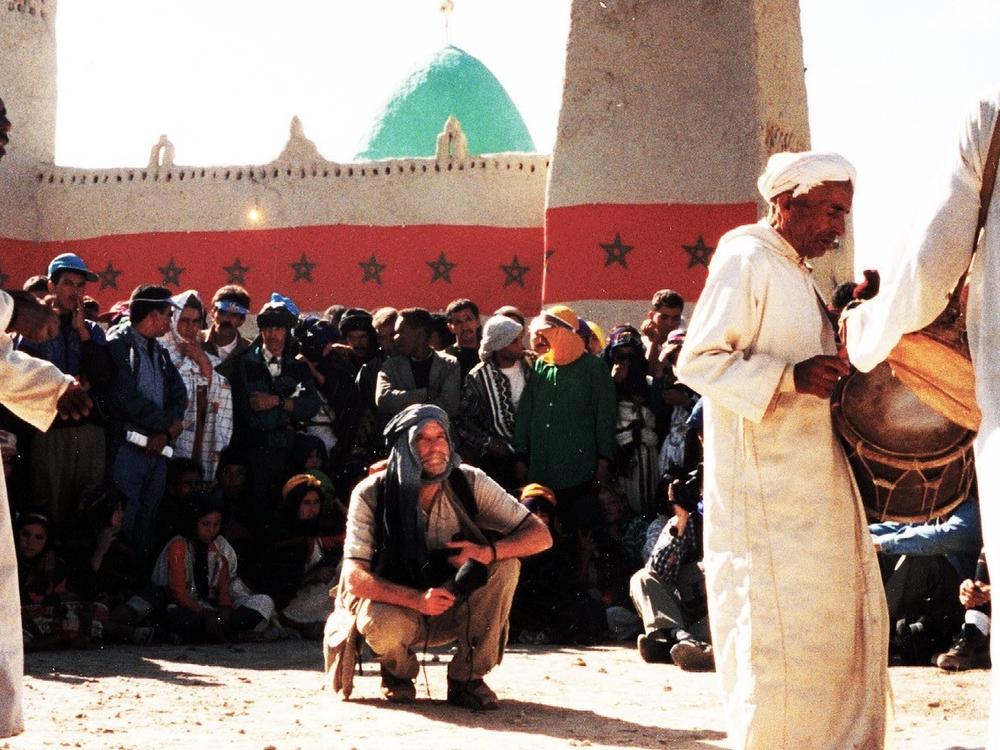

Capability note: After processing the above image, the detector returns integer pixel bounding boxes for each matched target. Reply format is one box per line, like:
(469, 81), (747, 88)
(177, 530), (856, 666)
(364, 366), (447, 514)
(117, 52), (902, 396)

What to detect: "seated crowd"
(1, 252), (987, 677)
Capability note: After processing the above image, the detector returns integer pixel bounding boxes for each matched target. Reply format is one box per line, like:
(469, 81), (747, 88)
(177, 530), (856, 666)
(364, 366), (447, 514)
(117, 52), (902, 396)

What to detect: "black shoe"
(937, 624), (991, 671)
(894, 617), (932, 665)
(380, 666), (416, 703)
(637, 630), (672, 663)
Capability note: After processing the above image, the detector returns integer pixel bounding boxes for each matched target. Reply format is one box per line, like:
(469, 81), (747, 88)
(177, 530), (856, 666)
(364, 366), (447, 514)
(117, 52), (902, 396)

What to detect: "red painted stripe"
(0, 224), (544, 315)
(543, 202), (758, 303)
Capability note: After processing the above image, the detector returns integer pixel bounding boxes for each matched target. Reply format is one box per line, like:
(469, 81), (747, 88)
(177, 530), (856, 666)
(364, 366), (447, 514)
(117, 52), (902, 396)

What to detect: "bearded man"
(328, 404), (551, 710)
(513, 305), (616, 531)
(676, 152), (891, 749)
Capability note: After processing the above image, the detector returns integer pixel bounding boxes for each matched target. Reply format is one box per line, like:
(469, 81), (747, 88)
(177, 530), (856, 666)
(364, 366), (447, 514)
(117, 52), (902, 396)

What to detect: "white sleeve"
(845, 97), (996, 372)
(0, 291), (73, 432)
(676, 247), (788, 424)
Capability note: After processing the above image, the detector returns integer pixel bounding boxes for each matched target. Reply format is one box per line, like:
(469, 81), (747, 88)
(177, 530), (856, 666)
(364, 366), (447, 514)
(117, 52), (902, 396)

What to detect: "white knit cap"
(757, 151), (856, 201)
(478, 315), (523, 362)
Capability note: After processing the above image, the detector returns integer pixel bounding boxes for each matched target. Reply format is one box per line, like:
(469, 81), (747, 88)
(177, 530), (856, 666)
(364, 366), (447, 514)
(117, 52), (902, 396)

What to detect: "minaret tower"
(544, 0), (850, 321)
(0, 0), (57, 241)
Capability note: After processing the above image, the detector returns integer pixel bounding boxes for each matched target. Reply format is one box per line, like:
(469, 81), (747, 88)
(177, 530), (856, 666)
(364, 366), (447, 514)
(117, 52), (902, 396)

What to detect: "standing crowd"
(1, 260), (714, 668)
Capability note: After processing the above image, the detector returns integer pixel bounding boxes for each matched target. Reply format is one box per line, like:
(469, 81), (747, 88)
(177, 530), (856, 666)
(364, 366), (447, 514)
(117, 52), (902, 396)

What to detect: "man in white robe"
(0, 95), (92, 738)
(677, 152), (891, 749)
(844, 93), (1000, 746)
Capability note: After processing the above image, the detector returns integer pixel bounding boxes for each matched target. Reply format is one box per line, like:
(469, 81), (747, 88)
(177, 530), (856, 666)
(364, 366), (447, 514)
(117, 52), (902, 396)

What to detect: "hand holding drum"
(793, 355), (851, 398)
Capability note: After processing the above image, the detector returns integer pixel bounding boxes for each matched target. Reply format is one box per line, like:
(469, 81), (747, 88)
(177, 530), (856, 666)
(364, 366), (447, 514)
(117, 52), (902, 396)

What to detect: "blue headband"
(215, 299), (249, 316)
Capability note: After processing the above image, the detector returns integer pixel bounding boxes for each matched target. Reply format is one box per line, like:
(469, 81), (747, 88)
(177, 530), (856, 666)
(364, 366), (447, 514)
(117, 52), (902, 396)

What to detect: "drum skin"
(887, 323), (981, 433)
(831, 362), (976, 523)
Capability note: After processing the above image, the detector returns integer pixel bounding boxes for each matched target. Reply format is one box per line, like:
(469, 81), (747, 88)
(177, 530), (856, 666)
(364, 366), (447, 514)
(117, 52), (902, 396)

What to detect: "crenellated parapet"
(5, 0), (49, 20)
(36, 154), (549, 187)
(30, 117), (547, 239)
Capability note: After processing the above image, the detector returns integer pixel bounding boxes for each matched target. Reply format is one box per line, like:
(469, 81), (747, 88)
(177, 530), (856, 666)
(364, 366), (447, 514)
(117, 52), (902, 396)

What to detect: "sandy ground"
(0, 641), (990, 750)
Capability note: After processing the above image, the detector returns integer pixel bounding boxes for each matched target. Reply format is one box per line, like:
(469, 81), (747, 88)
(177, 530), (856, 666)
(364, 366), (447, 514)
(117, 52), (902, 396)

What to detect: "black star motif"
(97, 260), (122, 290)
(0, 266), (8, 288)
(290, 252), (316, 283)
(158, 258), (185, 287)
(599, 232), (634, 268)
(358, 254), (386, 285)
(682, 235), (715, 269)
(426, 251), (456, 284)
(500, 255), (530, 288)
(223, 257), (250, 285)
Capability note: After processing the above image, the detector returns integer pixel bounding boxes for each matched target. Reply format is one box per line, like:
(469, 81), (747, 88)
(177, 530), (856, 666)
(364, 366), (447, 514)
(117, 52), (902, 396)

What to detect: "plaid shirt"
(647, 514), (701, 588)
(162, 339), (233, 480)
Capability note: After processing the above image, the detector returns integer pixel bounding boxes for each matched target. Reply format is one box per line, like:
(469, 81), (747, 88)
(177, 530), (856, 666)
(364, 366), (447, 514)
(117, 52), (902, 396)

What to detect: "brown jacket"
(200, 328), (251, 382)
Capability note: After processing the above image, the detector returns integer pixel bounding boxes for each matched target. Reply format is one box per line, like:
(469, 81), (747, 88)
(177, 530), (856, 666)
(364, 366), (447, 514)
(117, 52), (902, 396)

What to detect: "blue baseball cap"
(47, 253), (98, 282)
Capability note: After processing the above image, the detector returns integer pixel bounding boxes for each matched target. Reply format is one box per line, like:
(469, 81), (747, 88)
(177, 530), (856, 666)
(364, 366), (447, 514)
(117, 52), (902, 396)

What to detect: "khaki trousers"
(357, 558), (519, 682)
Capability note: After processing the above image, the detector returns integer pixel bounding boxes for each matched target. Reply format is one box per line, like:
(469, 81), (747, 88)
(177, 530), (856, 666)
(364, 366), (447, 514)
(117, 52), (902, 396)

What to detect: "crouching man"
(325, 404), (551, 710)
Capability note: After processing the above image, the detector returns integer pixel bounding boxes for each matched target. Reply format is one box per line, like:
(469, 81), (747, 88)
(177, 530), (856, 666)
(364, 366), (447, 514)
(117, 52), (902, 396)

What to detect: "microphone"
(445, 559), (489, 597)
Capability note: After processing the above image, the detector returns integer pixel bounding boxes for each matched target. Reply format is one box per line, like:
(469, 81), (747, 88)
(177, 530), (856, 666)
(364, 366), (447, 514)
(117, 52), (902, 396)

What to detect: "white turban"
(757, 151), (856, 201)
(479, 315), (523, 362)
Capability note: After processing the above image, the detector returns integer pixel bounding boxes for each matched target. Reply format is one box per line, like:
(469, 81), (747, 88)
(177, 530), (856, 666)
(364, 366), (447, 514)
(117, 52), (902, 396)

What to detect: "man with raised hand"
(17, 252), (110, 530)
(843, 94), (1000, 747)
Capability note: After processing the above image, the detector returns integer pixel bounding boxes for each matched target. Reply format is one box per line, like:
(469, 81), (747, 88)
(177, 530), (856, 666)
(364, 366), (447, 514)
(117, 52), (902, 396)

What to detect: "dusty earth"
(0, 641), (989, 750)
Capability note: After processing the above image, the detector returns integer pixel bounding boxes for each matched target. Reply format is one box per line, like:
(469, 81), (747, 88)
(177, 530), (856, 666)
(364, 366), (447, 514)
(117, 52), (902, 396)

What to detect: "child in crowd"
(64, 485), (154, 645)
(258, 474), (344, 639)
(510, 484), (607, 645)
(584, 482), (644, 639)
(150, 493), (269, 642)
(16, 510), (108, 651)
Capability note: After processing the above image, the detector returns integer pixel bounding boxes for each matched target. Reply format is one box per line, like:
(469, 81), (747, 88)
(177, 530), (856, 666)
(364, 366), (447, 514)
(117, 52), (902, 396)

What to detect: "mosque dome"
(355, 45), (536, 160)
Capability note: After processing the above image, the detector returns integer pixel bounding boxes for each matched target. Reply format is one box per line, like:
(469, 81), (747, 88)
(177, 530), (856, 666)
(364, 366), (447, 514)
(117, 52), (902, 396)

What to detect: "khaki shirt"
(344, 464), (529, 563)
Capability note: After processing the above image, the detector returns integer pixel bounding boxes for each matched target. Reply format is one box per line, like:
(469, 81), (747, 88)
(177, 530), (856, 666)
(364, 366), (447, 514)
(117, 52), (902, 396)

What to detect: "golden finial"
(440, 0), (454, 44)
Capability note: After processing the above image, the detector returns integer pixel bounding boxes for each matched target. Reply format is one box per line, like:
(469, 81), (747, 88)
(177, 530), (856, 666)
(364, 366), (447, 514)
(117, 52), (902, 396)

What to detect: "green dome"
(355, 45), (536, 160)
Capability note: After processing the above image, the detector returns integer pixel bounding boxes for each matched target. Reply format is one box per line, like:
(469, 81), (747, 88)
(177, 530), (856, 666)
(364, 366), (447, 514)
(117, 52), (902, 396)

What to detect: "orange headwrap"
(532, 305), (585, 366)
(519, 482), (557, 506)
(282, 473), (323, 500)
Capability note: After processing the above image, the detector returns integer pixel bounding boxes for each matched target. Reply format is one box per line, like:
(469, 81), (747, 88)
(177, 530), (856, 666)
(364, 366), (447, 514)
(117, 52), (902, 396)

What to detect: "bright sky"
(55, 0), (1000, 274)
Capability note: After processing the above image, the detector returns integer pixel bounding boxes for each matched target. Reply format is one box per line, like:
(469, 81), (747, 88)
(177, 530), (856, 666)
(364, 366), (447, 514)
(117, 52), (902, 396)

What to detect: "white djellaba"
(677, 211), (891, 747)
(0, 290), (75, 737)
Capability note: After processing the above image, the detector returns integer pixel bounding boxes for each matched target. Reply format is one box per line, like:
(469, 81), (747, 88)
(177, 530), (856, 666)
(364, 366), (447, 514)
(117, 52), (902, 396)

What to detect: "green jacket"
(513, 353), (616, 490)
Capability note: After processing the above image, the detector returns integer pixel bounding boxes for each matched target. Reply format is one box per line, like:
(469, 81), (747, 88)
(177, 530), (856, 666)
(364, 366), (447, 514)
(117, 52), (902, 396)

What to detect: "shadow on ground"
(24, 640), (323, 686)
(352, 697), (727, 749)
